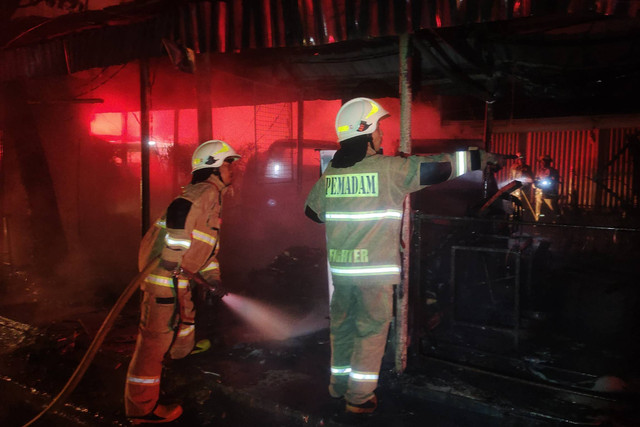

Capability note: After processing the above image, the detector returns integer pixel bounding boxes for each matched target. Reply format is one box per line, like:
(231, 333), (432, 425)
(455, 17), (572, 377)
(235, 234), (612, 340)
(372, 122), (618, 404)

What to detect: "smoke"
(1, 60), (486, 331)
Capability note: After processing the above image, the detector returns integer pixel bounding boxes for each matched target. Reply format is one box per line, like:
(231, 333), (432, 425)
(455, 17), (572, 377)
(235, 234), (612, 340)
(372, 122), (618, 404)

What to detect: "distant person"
(509, 152), (534, 219)
(304, 97), (502, 414)
(125, 140), (240, 424)
(534, 154), (561, 221)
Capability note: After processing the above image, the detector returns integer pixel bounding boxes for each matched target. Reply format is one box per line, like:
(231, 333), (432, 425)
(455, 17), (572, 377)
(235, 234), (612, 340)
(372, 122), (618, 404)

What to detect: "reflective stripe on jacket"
(139, 175), (227, 281)
(305, 153), (468, 286)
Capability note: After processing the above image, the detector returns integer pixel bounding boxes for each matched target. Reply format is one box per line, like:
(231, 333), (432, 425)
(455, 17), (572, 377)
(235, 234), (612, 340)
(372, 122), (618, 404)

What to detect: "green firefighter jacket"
(305, 151), (482, 286)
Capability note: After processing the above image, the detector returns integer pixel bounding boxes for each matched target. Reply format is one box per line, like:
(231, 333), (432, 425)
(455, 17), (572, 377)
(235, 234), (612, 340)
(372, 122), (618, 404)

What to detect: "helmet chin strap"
(369, 140), (383, 155)
(210, 168), (225, 185)
(217, 171), (232, 188)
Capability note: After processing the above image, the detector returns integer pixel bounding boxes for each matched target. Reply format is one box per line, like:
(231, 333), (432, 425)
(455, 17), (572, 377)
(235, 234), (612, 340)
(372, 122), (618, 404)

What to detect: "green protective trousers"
(124, 272), (196, 417)
(328, 284), (393, 405)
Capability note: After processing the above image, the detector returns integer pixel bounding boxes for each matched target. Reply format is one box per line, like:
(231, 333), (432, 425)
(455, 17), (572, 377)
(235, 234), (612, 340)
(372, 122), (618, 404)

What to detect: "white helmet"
(191, 140), (240, 172)
(335, 97), (389, 142)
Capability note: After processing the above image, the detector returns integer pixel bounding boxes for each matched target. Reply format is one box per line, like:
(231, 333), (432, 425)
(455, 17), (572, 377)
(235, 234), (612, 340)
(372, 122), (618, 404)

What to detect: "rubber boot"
(346, 394), (377, 414)
(128, 403), (183, 424)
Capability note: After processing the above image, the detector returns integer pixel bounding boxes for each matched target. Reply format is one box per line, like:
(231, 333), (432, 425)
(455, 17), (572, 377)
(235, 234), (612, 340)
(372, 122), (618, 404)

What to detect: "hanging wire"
(72, 63), (128, 98)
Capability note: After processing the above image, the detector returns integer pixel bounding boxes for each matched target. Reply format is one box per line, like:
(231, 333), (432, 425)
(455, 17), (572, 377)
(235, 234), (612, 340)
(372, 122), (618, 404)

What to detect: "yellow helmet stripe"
(364, 101), (379, 119)
(213, 143), (230, 155)
(337, 125), (350, 133)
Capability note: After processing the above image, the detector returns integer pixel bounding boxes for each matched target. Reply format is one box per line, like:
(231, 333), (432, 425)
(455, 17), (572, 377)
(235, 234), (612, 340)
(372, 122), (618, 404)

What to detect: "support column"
(0, 80), (68, 270)
(396, 32), (412, 374)
(399, 33), (412, 155)
(484, 99), (495, 152)
(140, 58), (151, 235)
(196, 53), (213, 143)
(297, 95), (304, 193)
(173, 109), (181, 196)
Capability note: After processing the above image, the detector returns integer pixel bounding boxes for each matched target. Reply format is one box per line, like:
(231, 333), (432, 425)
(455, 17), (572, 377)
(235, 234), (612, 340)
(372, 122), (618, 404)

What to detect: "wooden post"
(173, 109), (181, 196)
(396, 32), (412, 374)
(399, 33), (412, 155)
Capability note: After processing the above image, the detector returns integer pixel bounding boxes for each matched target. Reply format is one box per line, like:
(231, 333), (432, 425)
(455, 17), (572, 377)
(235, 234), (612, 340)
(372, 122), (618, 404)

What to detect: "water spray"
(222, 294), (328, 341)
(19, 262), (327, 426)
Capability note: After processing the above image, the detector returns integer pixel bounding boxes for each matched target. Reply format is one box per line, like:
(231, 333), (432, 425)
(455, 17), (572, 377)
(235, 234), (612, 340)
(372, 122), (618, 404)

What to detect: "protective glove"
(465, 147), (503, 172)
(196, 278), (229, 305)
(483, 151), (506, 172)
(204, 279), (229, 300)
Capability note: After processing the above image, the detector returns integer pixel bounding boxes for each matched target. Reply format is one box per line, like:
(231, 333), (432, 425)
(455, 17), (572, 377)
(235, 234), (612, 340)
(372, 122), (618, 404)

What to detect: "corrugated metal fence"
(603, 128), (640, 209)
(492, 128), (639, 211)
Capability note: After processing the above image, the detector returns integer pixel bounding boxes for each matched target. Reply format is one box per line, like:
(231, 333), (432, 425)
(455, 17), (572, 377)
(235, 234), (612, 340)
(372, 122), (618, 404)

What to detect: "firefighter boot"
(190, 338), (211, 355)
(128, 403), (183, 425)
(345, 394), (377, 414)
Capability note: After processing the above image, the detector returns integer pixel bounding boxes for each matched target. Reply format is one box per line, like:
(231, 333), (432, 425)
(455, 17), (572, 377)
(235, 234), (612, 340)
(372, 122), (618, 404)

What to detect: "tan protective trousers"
(534, 188), (561, 221)
(124, 272), (196, 417)
(328, 284), (393, 405)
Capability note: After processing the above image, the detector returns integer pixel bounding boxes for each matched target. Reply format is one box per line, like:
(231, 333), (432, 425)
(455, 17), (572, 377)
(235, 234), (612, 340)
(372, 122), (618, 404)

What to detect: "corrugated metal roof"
(1, 0), (639, 116)
(2, 0), (639, 78)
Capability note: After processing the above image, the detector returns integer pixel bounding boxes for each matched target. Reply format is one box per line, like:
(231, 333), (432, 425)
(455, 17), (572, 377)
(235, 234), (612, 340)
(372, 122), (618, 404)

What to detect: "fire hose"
(21, 258), (160, 427)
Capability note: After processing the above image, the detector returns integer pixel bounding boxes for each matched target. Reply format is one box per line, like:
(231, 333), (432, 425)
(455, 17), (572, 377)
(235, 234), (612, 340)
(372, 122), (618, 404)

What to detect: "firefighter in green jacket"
(304, 97), (500, 414)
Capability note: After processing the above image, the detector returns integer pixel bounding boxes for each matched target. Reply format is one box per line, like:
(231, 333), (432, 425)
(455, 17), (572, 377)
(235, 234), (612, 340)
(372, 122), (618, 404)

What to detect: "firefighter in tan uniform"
(305, 98), (501, 414)
(509, 152), (535, 219)
(125, 140), (240, 424)
(534, 154), (561, 221)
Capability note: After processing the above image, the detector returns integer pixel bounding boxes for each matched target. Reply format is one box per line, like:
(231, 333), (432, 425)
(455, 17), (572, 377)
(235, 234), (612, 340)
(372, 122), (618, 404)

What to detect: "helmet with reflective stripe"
(335, 97), (389, 142)
(191, 140), (241, 172)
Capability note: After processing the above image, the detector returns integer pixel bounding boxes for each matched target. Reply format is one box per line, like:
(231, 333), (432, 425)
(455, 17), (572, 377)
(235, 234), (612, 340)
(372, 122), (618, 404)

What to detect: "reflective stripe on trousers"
(330, 366), (379, 382)
(125, 273), (195, 417)
(329, 283), (393, 405)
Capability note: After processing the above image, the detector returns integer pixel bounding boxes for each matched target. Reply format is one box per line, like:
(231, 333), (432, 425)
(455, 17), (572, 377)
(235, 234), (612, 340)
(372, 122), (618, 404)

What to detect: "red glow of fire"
(90, 109), (199, 143)
(90, 112), (123, 137)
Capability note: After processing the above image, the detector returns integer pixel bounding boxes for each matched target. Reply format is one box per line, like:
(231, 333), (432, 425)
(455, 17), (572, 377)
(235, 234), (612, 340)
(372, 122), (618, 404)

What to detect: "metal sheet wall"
(492, 128), (640, 211)
(490, 132), (519, 185)
(528, 130), (598, 209)
(603, 128), (639, 210)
